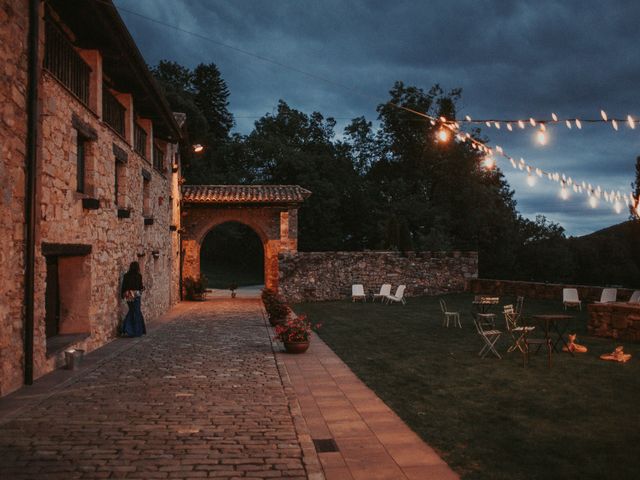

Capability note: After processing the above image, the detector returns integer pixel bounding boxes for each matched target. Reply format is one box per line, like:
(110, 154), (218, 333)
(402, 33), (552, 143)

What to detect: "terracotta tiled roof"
(182, 185), (312, 204)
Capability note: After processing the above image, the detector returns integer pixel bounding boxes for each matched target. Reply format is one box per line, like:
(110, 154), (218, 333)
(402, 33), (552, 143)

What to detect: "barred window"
(134, 123), (147, 158)
(153, 146), (165, 173)
(103, 87), (125, 136)
(44, 20), (90, 105)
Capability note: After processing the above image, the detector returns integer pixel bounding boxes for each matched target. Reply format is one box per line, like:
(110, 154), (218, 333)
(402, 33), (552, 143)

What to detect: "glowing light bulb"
(437, 128), (450, 142)
(552, 113), (558, 122)
(507, 123), (513, 131)
(192, 144), (204, 153)
(483, 156), (495, 169)
(526, 174), (536, 187)
(529, 118), (536, 127)
(589, 196), (598, 208)
(536, 130), (547, 145)
(600, 110), (608, 121)
(565, 120), (572, 129)
(576, 119), (582, 129)
(627, 115), (635, 129)
(560, 185), (570, 200)
(614, 201), (623, 214)
(485, 121), (491, 127)
(494, 122), (501, 129)
(465, 115), (472, 122)
(612, 119), (619, 131)
(518, 120), (525, 129)
(540, 123), (547, 131)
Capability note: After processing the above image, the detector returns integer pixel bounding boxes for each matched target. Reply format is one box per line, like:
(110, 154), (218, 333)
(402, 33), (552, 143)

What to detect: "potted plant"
(230, 282), (238, 298)
(273, 314), (320, 354)
(184, 275), (207, 301)
(261, 288), (290, 326)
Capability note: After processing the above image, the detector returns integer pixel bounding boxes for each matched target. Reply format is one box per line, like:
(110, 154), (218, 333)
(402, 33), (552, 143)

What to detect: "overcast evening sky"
(115, 0), (640, 237)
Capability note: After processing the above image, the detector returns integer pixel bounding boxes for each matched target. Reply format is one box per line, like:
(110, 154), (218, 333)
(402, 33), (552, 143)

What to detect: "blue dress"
(121, 295), (146, 337)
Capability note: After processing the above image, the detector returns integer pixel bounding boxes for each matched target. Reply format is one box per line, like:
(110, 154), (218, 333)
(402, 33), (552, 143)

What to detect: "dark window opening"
(43, 19), (90, 105)
(76, 134), (86, 193)
(142, 176), (151, 217)
(45, 256), (60, 338)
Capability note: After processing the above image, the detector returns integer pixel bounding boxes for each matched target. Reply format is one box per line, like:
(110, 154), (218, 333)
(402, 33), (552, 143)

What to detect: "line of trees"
(152, 61), (640, 287)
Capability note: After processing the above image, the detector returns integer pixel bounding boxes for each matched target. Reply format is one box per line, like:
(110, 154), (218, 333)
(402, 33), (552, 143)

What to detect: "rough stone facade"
(181, 204), (299, 291)
(0, 1), (182, 396)
(0, 0), (29, 396)
(467, 278), (636, 303)
(588, 303), (640, 341)
(279, 251), (478, 303)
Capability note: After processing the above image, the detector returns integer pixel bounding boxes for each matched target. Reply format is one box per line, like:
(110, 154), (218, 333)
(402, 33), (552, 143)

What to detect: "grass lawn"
(294, 293), (640, 480)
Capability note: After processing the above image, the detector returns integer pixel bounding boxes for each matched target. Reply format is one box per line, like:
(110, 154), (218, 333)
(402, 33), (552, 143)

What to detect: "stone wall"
(588, 303), (640, 341)
(0, 0), (29, 396)
(279, 251), (478, 303)
(467, 278), (636, 303)
(33, 73), (181, 378)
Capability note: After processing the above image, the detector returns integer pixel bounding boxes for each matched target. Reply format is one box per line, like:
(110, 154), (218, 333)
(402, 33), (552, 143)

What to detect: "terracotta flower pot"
(283, 341), (310, 354)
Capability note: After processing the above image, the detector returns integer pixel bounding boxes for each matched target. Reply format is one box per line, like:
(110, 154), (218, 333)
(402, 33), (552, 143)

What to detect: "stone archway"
(180, 185), (311, 291)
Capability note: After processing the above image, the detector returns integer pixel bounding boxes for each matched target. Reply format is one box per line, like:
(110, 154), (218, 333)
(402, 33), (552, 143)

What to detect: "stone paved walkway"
(0, 299), (314, 479)
(279, 335), (458, 480)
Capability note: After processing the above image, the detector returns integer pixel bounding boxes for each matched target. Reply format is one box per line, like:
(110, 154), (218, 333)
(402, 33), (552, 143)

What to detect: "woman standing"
(120, 261), (146, 337)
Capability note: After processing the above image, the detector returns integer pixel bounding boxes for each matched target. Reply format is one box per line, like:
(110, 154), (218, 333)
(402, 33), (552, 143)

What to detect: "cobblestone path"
(0, 299), (308, 479)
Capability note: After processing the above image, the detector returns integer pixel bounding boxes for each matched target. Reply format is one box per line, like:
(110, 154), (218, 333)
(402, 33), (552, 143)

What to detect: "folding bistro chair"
(385, 285), (406, 305)
(515, 296), (525, 315)
(473, 317), (502, 359)
(351, 284), (366, 302)
(372, 284), (391, 302)
(562, 288), (581, 310)
(440, 298), (461, 328)
(503, 304), (534, 353)
(522, 326), (552, 368)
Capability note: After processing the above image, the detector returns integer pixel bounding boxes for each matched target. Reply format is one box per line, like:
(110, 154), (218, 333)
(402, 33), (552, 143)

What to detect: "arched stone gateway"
(181, 185), (311, 291)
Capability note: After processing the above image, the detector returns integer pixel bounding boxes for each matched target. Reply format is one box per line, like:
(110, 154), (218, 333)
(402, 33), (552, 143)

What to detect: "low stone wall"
(467, 279), (636, 303)
(279, 251), (477, 303)
(588, 303), (640, 341)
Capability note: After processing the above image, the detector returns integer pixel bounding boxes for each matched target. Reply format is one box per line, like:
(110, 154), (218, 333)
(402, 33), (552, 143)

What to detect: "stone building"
(0, 0), (183, 396)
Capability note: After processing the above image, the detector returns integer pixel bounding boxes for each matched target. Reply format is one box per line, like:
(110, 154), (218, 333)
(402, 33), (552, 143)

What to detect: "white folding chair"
(629, 290), (640, 303)
(562, 288), (581, 310)
(596, 288), (617, 304)
(440, 298), (461, 328)
(503, 304), (534, 353)
(473, 317), (502, 359)
(385, 285), (406, 305)
(372, 284), (391, 302)
(351, 284), (366, 302)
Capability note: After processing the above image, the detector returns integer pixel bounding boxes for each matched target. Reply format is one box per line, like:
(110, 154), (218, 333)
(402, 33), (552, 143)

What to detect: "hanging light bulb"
(536, 129), (547, 145)
(600, 110), (608, 121)
(465, 115), (472, 122)
(518, 120), (525, 129)
(436, 128), (450, 143)
(576, 118), (582, 129)
(589, 196), (598, 209)
(494, 122), (501, 129)
(507, 123), (513, 131)
(565, 120), (572, 129)
(614, 200), (623, 214)
(485, 121), (491, 127)
(552, 113), (558, 122)
(612, 119), (619, 131)
(529, 117), (536, 127)
(627, 115), (635, 129)
(483, 156), (495, 169)
(540, 123), (547, 131)
(192, 144), (204, 153)
(526, 173), (536, 187)
(560, 184), (570, 200)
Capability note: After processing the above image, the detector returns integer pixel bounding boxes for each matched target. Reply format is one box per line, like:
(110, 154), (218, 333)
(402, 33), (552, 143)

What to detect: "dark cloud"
(115, 0), (640, 236)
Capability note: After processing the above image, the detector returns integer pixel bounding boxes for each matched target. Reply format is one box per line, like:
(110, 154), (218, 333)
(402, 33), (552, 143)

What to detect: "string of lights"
(459, 110), (637, 132)
(394, 105), (640, 218)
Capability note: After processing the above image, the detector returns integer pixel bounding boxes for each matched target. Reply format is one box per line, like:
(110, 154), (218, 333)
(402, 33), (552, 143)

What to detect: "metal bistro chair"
(503, 304), (534, 353)
(473, 316), (502, 359)
(440, 298), (461, 328)
(522, 318), (552, 368)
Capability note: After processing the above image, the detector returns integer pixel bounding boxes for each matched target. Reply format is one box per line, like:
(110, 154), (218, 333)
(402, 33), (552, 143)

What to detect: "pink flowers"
(273, 314), (321, 343)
